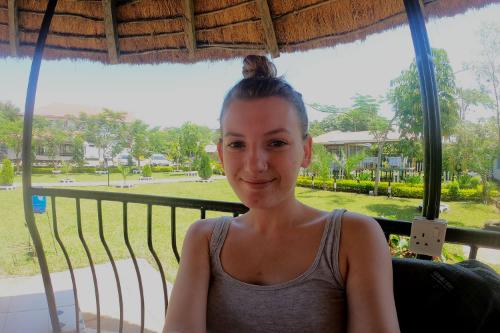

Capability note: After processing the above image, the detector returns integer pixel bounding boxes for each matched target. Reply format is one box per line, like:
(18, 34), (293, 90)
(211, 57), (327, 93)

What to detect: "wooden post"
(256, 0), (279, 58)
(103, 0), (119, 64)
(8, 0), (19, 56)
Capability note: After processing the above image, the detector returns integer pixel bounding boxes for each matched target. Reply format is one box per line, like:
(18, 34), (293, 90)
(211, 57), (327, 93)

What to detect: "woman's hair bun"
(242, 55), (277, 79)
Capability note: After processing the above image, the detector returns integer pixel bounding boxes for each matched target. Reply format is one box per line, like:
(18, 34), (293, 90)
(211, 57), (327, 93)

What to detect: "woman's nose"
(245, 147), (268, 173)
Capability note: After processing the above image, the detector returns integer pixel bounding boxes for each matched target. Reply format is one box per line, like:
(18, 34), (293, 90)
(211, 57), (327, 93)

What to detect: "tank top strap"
(209, 216), (232, 257)
(323, 208), (347, 289)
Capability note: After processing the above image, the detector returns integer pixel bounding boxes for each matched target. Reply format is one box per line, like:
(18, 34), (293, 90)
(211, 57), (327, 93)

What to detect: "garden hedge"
(296, 177), (496, 202)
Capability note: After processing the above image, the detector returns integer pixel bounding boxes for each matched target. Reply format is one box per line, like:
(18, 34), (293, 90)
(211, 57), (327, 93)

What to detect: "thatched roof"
(0, 0), (496, 65)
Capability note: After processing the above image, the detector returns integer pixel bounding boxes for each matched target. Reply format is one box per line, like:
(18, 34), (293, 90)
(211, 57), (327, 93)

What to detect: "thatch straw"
(0, 0), (496, 64)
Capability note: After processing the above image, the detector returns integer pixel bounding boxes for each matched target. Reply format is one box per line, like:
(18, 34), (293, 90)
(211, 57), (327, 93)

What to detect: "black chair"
(392, 258), (500, 333)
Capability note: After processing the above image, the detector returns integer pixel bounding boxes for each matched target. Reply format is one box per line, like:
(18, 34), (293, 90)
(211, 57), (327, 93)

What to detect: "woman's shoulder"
(339, 211), (390, 280)
(185, 216), (228, 245)
(341, 211), (383, 237)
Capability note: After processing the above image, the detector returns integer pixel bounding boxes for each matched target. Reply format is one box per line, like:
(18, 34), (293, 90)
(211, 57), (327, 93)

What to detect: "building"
(2, 103), (134, 166)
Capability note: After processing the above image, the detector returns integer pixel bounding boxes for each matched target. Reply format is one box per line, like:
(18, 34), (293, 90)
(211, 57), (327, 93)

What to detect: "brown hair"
(219, 55), (308, 138)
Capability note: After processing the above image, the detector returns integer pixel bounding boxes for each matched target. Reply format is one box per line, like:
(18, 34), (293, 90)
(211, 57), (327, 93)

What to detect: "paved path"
(0, 259), (171, 333)
(12, 175), (226, 188)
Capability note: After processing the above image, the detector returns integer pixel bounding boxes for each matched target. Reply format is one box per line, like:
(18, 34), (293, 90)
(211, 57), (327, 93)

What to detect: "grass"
(12, 171), (196, 184)
(0, 179), (498, 280)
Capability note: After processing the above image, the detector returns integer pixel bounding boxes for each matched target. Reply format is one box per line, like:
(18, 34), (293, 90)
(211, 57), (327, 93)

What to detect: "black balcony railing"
(30, 186), (500, 333)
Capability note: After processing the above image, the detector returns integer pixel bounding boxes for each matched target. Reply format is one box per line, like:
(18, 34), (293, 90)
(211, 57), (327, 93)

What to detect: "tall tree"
(179, 122), (212, 168)
(72, 135), (85, 168)
(83, 109), (126, 167)
(309, 94), (382, 133)
(453, 120), (500, 203)
(369, 115), (396, 195)
(125, 120), (151, 167)
(0, 102), (22, 171)
(456, 87), (493, 121)
(389, 48), (460, 139)
(471, 22), (500, 142)
(310, 144), (332, 188)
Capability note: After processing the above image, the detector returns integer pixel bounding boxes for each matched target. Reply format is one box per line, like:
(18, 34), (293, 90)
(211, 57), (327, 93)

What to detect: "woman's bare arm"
(164, 220), (214, 333)
(342, 213), (400, 333)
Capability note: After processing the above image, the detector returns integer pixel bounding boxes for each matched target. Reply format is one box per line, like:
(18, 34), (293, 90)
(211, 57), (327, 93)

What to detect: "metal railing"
(31, 186), (500, 333)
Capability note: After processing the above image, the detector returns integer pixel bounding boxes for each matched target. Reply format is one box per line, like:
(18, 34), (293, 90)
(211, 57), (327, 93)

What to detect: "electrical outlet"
(409, 217), (448, 257)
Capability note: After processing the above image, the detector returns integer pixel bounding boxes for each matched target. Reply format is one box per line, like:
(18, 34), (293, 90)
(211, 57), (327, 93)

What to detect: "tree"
(83, 109), (126, 167)
(0, 159), (14, 186)
(389, 48), (460, 139)
(0, 102), (22, 171)
(369, 115), (396, 195)
(125, 120), (151, 167)
(309, 94), (382, 134)
(470, 22), (500, 143)
(456, 87), (493, 121)
(198, 153), (212, 180)
(453, 120), (499, 203)
(72, 135), (85, 167)
(179, 122), (212, 168)
(148, 127), (169, 155)
(310, 144), (332, 188)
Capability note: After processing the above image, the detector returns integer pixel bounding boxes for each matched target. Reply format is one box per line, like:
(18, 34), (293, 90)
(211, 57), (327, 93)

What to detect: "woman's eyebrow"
(224, 128), (290, 137)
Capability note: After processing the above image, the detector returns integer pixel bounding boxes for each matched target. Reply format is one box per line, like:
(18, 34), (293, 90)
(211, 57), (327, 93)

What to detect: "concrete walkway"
(0, 259), (172, 333)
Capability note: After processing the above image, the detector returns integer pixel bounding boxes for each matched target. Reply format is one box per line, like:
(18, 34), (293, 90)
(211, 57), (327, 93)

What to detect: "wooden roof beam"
(256, 0), (279, 58)
(8, 0), (19, 56)
(183, 0), (196, 59)
(102, 0), (119, 64)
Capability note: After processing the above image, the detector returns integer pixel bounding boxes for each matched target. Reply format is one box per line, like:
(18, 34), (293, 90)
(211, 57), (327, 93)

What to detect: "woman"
(164, 55), (400, 333)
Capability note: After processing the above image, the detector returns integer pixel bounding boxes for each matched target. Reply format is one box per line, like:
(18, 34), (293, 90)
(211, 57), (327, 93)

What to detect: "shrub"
(32, 167), (55, 174)
(142, 164), (152, 177)
(151, 166), (174, 173)
(458, 174), (472, 189)
(73, 166), (97, 173)
(296, 176), (487, 201)
(470, 176), (481, 189)
(0, 159), (14, 185)
(404, 175), (423, 185)
(211, 161), (225, 175)
(448, 181), (460, 200)
(198, 154), (212, 180)
(358, 170), (372, 181)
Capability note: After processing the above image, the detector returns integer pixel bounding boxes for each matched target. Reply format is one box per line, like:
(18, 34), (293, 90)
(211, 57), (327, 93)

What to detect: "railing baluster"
(201, 208), (206, 219)
(123, 202), (145, 333)
(76, 198), (100, 333)
(469, 245), (478, 260)
(171, 206), (180, 263)
(97, 201), (123, 333)
(147, 204), (169, 316)
(51, 196), (80, 333)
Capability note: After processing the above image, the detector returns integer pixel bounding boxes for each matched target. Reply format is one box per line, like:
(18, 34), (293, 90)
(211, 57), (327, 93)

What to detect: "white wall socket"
(409, 217), (448, 257)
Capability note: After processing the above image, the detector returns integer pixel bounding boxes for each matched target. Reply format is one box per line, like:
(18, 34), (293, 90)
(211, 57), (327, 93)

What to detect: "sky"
(1, 4), (499, 129)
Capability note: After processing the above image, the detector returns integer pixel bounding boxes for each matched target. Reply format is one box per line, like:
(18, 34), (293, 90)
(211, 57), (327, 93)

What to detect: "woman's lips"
(241, 178), (275, 187)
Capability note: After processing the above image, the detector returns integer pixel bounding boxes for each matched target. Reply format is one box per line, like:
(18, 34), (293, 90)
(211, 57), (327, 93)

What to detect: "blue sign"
(32, 195), (47, 214)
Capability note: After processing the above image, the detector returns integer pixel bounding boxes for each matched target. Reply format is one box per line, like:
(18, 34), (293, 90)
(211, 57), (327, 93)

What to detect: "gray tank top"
(206, 209), (347, 333)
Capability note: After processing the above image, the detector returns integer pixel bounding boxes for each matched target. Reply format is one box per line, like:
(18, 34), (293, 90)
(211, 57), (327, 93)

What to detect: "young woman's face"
(218, 96), (312, 209)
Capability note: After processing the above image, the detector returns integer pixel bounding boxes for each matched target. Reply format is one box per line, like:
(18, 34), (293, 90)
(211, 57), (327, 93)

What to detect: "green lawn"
(12, 171), (196, 184)
(0, 179), (498, 280)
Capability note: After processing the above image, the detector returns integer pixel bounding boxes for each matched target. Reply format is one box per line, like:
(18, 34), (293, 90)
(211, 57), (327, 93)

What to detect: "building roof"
(0, 0), (494, 65)
(313, 130), (400, 145)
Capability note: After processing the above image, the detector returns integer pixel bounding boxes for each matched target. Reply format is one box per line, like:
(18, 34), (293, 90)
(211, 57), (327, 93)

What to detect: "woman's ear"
(301, 134), (312, 168)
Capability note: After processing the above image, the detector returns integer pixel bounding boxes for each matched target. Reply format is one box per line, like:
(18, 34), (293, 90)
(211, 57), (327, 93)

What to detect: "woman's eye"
(227, 141), (245, 149)
(269, 140), (287, 147)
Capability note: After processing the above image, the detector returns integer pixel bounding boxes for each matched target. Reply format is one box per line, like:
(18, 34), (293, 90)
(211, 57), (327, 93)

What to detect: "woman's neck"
(244, 199), (320, 235)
